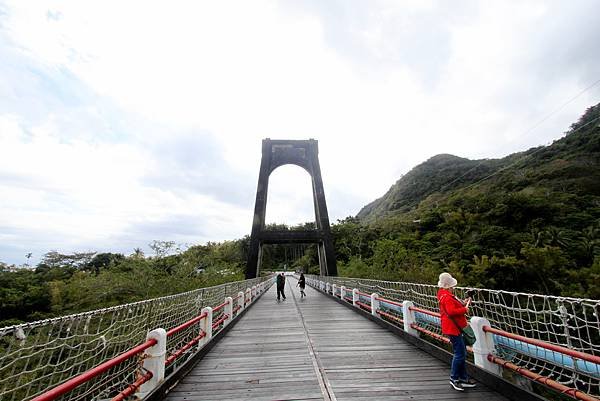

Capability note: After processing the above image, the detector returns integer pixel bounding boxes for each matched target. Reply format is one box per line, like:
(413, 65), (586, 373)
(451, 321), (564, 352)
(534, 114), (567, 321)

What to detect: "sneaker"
(449, 380), (464, 391)
(459, 379), (477, 388)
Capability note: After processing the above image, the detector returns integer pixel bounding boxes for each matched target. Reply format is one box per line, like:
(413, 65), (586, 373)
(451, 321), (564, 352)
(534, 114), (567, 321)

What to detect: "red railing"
(377, 309), (403, 324)
(165, 332), (207, 366)
(31, 339), (158, 401)
(409, 305), (441, 318)
(410, 323), (449, 344)
(484, 326), (600, 366)
(356, 301), (371, 311)
(111, 371), (153, 401)
(213, 301), (228, 312)
(167, 312), (208, 336)
(376, 297), (403, 308)
(212, 314), (229, 329)
(488, 355), (598, 401)
(32, 295), (250, 401)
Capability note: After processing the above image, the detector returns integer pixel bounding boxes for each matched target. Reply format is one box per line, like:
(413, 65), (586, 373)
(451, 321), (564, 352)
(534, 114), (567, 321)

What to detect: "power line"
(458, 114), (600, 193)
(438, 78), (600, 193)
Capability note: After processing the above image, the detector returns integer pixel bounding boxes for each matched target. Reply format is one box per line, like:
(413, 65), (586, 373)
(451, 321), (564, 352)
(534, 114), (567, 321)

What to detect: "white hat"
(438, 272), (458, 288)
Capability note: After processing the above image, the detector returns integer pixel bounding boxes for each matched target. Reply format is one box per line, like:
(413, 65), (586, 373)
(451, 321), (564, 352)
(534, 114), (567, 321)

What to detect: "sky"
(1, 0), (599, 265)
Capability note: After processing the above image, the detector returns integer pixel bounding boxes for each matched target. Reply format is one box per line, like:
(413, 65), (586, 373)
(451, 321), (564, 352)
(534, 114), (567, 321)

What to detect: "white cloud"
(1, 0), (599, 263)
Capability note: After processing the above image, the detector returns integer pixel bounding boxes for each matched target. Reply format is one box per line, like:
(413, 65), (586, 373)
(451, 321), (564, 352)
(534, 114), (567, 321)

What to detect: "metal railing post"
(245, 287), (251, 305)
(136, 328), (167, 399)
(332, 284), (337, 297)
(199, 306), (213, 349)
(224, 297), (233, 326)
(371, 293), (380, 316)
(470, 317), (501, 375)
(402, 301), (418, 336)
(326, 282), (331, 294)
(352, 288), (359, 307)
(252, 285), (257, 300)
(340, 285), (346, 300)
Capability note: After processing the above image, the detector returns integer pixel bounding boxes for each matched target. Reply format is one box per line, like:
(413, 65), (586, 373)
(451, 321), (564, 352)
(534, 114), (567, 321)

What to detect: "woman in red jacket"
(437, 272), (477, 391)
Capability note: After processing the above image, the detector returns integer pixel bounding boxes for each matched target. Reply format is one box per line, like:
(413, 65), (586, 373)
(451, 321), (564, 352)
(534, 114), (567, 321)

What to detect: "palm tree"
(542, 226), (570, 248)
(132, 248), (144, 259)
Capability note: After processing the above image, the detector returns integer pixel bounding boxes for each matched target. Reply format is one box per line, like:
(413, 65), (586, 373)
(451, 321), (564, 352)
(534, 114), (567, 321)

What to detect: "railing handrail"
(484, 325), (600, 366)
(27, 276), (275, 401)
(31, 338), (157, 401)
(166, 311), (208, 337)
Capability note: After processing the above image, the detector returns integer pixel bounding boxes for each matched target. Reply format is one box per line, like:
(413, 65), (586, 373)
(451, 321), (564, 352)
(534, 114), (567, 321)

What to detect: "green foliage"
(0, 240), (248, 326)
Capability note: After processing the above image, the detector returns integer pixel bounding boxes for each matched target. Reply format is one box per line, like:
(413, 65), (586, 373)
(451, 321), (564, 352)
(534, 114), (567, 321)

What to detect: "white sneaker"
(449, 380), (464, 391)
(460, 379), (476, 388)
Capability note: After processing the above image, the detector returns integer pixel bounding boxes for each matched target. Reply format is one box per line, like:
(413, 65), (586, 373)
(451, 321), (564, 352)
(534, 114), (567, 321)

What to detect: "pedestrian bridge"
(1, 275), (599, 401)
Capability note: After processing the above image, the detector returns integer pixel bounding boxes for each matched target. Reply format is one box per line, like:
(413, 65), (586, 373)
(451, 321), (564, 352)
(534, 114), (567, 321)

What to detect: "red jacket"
(437, 288), (468, 336)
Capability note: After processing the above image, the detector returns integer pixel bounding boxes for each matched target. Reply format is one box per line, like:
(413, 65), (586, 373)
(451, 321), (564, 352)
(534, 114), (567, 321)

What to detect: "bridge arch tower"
(246, 138), (337, 278)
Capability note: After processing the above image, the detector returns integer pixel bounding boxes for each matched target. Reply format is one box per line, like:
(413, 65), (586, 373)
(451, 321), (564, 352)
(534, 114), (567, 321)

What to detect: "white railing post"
(246, 287), (251, 305)
(224, 296), (233, 326)
(332, 284), (337, 297)
(237, 291), (245, 313)
(352, 288), (359, 307)
(470, 317), (501, 375)
(340, 285), (346, 300)
(252, 285), (257, 300)
(199, 306), (213, 349)
(137, 328), (166, 399)
(326, 282), (331, 294)
(371, 293), (380, 316)
(402, 301), (418, 336)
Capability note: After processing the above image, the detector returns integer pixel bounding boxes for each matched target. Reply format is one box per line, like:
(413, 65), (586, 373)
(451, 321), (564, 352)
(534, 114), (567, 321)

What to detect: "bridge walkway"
(164, 277), (511, 401)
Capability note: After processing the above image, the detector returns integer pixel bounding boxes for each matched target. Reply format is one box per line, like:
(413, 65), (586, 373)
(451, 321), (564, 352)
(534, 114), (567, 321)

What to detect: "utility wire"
(438, 78), (600, 193)
(459, 114), (600, 193)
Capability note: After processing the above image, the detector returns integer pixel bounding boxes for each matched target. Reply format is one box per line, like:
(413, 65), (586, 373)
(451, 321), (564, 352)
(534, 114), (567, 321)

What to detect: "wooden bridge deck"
(164, 277), (511, 401)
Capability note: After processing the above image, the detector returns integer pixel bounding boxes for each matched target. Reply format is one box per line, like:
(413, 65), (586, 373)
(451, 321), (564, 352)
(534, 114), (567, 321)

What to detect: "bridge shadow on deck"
(164, 278), (511, 401)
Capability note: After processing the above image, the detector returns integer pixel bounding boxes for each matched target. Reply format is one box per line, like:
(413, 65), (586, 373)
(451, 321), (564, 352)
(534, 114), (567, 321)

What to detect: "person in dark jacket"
(297, 273), (306, 298)
(276, 273), (286, 301)
(437, 272), (477, 391)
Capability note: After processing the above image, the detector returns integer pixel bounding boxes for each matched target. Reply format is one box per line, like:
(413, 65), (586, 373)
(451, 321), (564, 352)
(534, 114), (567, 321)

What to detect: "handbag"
(460, 324), (477, 346)
(440, 296), (477, 346)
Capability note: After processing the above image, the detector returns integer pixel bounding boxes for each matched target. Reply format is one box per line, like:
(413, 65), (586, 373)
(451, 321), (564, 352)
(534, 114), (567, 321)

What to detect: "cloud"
(1, 0), (599, 264)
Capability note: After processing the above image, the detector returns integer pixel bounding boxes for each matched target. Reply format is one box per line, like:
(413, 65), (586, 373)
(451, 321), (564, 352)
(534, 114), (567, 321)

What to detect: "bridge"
(0, 275), (599, 401)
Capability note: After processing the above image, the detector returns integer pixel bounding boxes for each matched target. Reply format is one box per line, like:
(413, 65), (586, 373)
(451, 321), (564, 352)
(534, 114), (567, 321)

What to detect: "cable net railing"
(0, 276), (269, 401)
(309, 275), (600, 396)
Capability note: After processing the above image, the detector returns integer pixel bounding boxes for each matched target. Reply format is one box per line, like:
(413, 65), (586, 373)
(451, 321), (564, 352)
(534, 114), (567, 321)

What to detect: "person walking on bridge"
(276, 272), (286, 301)
(297, 273), (306, 298)
(437, 272), (477, 392)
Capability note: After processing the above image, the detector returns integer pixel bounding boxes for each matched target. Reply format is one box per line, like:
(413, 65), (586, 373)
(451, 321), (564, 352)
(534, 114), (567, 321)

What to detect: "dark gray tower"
(246, 139), (337, 278)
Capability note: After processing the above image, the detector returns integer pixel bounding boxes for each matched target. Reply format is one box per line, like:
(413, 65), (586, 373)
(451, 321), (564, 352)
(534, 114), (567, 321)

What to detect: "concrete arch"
(246, 139), (337, 278)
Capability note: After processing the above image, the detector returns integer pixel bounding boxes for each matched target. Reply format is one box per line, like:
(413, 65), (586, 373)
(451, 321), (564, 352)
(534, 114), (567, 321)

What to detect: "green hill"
(358, 103), (600, 223)
(335, 103), (600, 298)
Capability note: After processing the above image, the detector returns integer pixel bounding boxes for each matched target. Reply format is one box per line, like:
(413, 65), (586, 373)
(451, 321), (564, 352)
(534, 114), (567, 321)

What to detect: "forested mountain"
(358, 103), (600, 222)
(335, 103), (600, 298)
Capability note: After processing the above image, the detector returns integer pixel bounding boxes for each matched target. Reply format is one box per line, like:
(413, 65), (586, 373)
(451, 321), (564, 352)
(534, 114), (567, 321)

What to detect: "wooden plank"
(163, 278), (512, 401)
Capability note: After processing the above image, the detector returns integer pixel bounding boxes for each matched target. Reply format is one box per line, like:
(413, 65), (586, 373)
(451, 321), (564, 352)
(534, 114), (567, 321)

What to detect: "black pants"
(277, 287), (286, 300)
